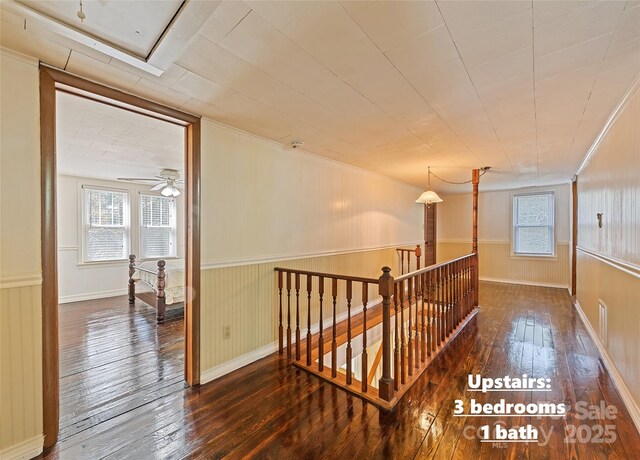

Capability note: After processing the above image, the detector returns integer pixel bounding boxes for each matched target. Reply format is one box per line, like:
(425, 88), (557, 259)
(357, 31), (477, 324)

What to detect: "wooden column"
(378, 267), (394, 402)
(472, 169), (480, 307)
(571, 176), (578, 296)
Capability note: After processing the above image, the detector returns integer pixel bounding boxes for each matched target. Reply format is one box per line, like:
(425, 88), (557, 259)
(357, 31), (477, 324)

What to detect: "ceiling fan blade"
(117, 177), (160, 182)
(150, 183), (165, 191)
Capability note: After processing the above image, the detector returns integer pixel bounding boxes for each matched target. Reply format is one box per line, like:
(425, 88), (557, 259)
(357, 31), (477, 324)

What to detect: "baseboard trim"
(0, 435), (44, 460)
(479, 276), (569, 290)
(573, 298), (640, 434)
(199, 298), (382, 384)
(59, 288), (128, 304)
(200, 342), (278, 384)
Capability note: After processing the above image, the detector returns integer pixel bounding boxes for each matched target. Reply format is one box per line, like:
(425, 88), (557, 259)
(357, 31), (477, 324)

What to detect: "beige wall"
(576, 81), (640, 412)
(0, 50), (44, 456)
(436, 184), (571, 287)
(199, 119), (422, 376)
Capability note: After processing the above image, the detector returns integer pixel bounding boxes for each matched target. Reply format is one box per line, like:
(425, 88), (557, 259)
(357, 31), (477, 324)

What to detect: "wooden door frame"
(39, 65), (201, 449)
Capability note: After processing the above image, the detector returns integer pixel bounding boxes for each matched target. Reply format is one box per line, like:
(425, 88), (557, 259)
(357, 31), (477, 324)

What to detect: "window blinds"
(83, 188), (129, 261)
(140, 194), (176, 258)
(513, 193), (555, 255)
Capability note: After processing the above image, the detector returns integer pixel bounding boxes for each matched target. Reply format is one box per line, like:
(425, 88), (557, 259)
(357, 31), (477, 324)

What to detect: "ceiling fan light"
(415, 190), (443, 204)
(171, 188), (181, 197)
(161, 186), (174, 197)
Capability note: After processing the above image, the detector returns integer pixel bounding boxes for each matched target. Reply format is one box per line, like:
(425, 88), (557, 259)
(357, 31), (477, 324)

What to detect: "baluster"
(318, 276), (325, 372)
(278, 271), (283, 354)
(346, 280), (353, 385)
(306, 275), (312, 366)
(439, 266), (444, 345)
(446, 264), (451, 336)
(415, 275), (420, 370)
(408, 252), (411, 274)
(448, 264), (453, 334)
(420, 272), (426, 362)
(454, 261), (459, 328)
(401, 251), (405, 275)
(407, 277), (413, 377)
(467, 257), (472, 314)
(286, 272), (292, 359)
(400, 279), (406, 385)
(449, 263), (454, 331)
(447, 264), (452, 336)
(393, 282), (400, 391)
(361, 282), (369, 393)
(331, 278), (338, 378)
(426, 271), (432, 356)
(295, 273), (301, 361)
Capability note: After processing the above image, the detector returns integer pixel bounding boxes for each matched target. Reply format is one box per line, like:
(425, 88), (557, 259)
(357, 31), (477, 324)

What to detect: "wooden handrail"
(274, 267), (377, 284)
(394, 252), (477, 282)
(274, 252), (478, 410)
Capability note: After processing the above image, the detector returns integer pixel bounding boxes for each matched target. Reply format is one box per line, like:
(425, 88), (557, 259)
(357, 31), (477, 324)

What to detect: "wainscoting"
(199, 246), (412, 378)
(437, 240), (570, 288)
(0, 281), (43, 457)
(576, 248), (640, 429)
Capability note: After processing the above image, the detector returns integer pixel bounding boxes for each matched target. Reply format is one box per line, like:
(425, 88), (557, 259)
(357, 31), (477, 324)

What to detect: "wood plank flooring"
(42, 283), (640, 459)
(56, 296), (185, 442)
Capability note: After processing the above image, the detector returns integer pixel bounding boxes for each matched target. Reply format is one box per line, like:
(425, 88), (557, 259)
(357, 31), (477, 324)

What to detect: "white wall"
(56, 175), (184, 303)
(200, 120), (424, 266)
(436, 184), (571, 288)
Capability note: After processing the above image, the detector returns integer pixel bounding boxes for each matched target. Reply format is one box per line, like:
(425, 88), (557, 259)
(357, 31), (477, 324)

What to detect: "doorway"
(40, 66), (201, 448)
(424, 203), (437, 266)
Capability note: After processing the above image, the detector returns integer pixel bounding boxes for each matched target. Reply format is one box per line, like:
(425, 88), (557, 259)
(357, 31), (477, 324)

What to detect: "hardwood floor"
(56, 296), (185, 443)
(42, 283), (640, 459)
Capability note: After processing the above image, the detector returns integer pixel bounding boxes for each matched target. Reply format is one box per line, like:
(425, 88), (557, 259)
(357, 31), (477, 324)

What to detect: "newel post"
(378, 266), (395, 402)
(415, 244), (422, 271)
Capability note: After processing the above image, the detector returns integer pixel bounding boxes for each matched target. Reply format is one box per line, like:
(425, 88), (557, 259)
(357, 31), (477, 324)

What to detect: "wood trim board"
(39, 65), (201, 449)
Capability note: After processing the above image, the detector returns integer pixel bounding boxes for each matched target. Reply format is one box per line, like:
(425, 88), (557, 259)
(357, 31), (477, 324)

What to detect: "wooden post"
(571, 177), (578, 296)
(378, 267), (395, 402)
(156, 260), (166, 323)
(128, 254), (136, 304)
(415, 244), (422, 271)
(278, 271), (283, 354)
(472, 168), (480, 307)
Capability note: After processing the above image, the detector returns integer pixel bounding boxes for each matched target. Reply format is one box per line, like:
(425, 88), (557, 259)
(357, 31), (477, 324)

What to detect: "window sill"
(77, 259), (129, 269)
(510, 253), (557, 261)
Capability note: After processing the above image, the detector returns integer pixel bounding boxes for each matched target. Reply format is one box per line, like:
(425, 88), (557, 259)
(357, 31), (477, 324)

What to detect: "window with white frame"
(82, 187), (130, 262)
(139, 194), (176, 259)
(512, 192), (555, 255)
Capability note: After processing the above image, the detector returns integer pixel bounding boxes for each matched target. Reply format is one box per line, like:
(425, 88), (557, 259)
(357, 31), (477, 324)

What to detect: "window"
(513, 192), (554, 255)
(82, 187), (130, 262)
(140, 194), (176, 259)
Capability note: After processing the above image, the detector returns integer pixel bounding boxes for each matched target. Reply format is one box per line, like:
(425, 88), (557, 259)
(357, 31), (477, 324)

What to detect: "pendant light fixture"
(415, 167), (443, 205)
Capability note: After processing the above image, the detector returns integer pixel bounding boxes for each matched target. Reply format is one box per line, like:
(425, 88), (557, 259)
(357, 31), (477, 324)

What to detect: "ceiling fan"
(117, 168), (183, 197)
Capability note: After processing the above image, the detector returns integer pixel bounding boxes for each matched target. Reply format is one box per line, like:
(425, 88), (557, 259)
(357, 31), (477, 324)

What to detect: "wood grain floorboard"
(41, 283), (640, 459)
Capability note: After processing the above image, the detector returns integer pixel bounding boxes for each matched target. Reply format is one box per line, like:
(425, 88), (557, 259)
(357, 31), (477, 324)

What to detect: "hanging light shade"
(415, 167), (443, 204)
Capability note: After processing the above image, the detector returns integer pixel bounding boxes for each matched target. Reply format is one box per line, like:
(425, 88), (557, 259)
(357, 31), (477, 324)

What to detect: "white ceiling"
(56, 91), (184, 181)
(2, 0), (639, 192)
(18, 0), (184, 57)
